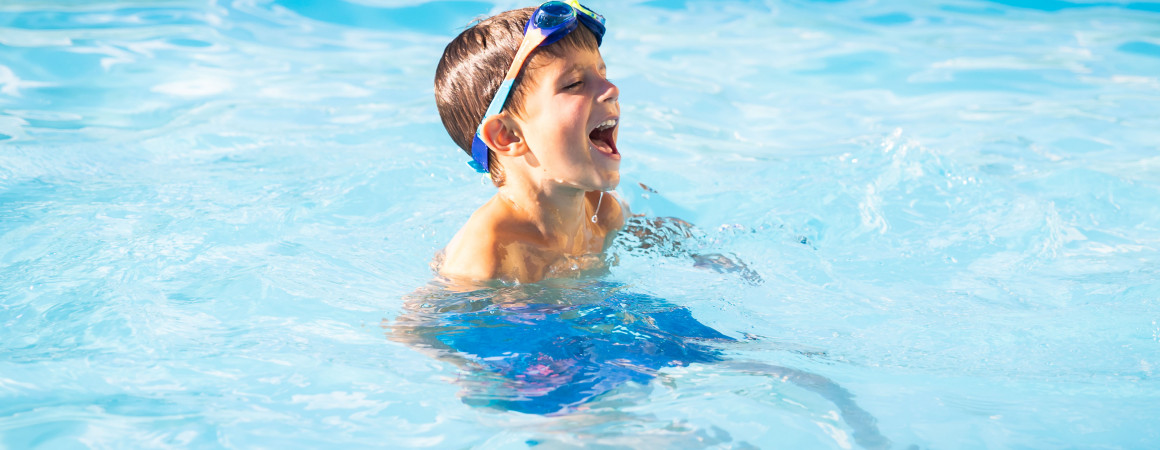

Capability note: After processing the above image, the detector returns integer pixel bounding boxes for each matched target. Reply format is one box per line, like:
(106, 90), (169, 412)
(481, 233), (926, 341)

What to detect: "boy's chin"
(535, 167), (619, 192)
(593, 171), (620, 192)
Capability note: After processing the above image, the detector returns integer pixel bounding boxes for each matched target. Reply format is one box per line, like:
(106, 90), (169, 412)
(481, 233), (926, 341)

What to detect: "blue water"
(2, 0), (1159, 448)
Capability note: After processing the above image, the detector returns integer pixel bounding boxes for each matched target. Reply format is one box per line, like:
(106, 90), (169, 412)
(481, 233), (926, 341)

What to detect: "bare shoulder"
(438, 211), (501, 282)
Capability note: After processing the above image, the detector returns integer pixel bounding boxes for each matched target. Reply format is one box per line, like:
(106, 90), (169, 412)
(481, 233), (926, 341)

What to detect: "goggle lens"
(534, 2), (575, 28)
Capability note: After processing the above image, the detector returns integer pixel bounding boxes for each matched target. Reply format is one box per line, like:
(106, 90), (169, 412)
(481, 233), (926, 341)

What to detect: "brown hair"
(434, 7), (600, 186)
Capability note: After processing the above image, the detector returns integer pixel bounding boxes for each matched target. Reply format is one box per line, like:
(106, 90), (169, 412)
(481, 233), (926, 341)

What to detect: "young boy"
(406, 7), (889, 440)
(433, 2), (624, 284)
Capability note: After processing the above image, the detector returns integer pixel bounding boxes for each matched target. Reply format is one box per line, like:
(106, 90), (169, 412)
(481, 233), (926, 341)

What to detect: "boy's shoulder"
(438, 198), (539, 282)
(439, 208), (504, 282)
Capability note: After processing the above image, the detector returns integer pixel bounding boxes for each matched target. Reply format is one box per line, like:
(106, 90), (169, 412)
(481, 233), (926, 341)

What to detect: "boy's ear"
(478, 114), (527, 157)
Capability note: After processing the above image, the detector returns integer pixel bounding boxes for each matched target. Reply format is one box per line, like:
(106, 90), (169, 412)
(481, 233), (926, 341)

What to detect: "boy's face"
(513, 45), (620, 192)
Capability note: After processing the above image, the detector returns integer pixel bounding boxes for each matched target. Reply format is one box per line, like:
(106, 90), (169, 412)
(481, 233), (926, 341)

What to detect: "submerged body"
(388, 279), (891, 448)
(391, 281), (730, 415)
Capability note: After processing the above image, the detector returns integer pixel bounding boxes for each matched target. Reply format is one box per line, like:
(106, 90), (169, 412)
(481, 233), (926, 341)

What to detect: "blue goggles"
(469, 1), (606, 174)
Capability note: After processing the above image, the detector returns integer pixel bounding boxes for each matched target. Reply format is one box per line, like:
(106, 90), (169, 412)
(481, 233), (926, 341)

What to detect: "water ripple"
(2, 0), (1160, 448)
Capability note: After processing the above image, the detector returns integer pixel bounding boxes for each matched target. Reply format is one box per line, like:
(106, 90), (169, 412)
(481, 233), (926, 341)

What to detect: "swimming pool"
(2, 0), (1159, 447)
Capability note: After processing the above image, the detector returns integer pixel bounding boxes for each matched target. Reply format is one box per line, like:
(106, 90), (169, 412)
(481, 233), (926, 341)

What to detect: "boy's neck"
(496, 176), (592, 248)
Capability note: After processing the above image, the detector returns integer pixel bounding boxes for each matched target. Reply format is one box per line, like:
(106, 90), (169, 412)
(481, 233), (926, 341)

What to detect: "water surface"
(2, 0), (1159, 448)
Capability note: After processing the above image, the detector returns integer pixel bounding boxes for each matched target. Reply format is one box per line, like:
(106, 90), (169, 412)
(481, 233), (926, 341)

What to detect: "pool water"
(2, 0), (1159, 448)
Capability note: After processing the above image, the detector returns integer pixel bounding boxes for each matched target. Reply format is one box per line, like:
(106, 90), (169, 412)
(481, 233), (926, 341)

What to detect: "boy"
(404, 7), (889, 443)
(433, 2), (624, 283)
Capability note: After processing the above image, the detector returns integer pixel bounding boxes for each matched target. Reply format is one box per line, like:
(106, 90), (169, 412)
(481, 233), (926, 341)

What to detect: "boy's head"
(435, 6), (609, 187)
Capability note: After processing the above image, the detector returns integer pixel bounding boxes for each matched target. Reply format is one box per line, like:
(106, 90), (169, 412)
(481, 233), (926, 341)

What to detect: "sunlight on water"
(2, 0), (1159, 448)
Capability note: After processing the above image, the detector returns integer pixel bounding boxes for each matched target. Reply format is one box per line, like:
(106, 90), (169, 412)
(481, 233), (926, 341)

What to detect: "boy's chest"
(501, 237), (610, 282)
(541, 252), (609, 280)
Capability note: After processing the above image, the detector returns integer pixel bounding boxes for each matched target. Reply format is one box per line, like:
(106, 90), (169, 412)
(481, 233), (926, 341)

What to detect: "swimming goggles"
(469, 0), (606, 173)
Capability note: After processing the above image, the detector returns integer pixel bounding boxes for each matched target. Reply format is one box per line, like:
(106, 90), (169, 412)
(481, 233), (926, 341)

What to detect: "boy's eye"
(563, 80), (583, 90)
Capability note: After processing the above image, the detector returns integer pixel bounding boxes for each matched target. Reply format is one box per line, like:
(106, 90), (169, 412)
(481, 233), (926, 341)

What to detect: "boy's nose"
(598, 79), (619, 104)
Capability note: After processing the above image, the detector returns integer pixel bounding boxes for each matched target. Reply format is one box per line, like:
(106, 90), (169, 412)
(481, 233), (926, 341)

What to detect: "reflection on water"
(388, 279), (891, 449)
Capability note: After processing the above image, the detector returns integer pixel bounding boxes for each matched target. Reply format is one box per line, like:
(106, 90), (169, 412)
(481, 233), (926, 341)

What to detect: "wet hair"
(434, 7), (600, 186)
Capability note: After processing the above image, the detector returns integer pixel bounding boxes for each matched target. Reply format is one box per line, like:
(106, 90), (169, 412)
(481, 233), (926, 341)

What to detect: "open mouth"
(588, 118), (619, 157)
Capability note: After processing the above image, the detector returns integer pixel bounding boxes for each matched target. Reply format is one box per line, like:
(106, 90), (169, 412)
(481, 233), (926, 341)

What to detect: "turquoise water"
(2, 0), (1160, 447)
